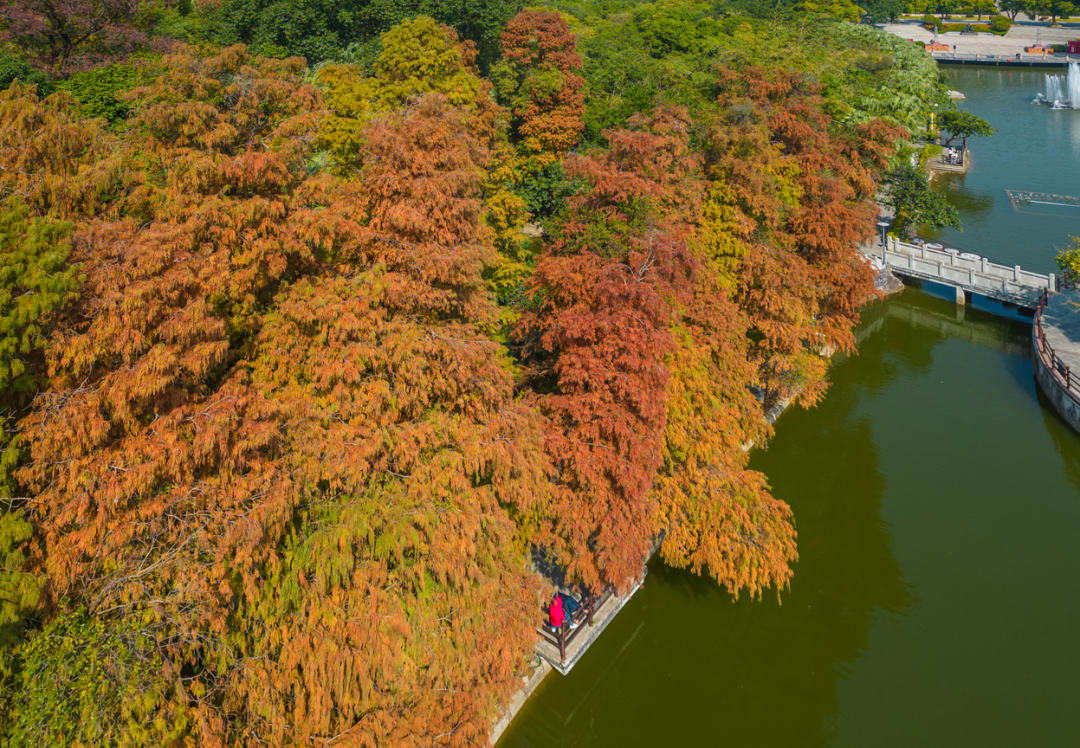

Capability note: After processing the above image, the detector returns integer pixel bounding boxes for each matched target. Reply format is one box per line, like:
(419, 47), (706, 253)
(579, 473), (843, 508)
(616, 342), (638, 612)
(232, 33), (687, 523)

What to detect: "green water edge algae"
(498, 289), (1080, 747)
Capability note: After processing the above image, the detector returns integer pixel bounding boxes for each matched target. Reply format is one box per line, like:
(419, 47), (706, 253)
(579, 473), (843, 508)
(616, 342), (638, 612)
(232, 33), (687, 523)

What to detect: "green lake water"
(928, 66), (1080, 270)
(497, 68), (1080, 747)
(498, 291), (1080, 747)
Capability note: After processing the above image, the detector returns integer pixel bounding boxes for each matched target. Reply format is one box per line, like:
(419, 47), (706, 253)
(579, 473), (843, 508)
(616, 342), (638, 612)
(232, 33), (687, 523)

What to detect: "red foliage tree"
(0, 0), (168, 74)
(497, 10), (586, 157)
(516, 109), (699, 592)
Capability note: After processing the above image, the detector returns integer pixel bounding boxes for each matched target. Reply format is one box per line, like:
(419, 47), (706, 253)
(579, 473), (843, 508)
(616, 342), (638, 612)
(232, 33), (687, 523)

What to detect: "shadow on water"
(500, 299), (927, 748)
(1038, 386), (1080, 498)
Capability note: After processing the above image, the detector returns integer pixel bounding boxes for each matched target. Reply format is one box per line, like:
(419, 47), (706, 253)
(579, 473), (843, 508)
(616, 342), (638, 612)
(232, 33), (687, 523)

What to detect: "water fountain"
(1033, 63), (1080, 109)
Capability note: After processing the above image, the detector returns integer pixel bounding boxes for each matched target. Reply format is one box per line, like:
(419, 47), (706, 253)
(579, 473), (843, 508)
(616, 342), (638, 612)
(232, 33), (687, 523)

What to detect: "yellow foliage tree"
(483, 143), (534, 311)
(317, 17), (498, 172)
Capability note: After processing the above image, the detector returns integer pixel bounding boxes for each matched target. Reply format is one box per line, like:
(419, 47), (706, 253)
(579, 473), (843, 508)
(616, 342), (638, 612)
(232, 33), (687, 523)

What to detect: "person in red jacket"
(548, 593), (565, 632)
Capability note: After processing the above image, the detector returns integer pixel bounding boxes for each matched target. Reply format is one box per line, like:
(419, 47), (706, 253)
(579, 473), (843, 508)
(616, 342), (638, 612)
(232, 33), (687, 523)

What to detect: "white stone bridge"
(865, 238), (1058, 311)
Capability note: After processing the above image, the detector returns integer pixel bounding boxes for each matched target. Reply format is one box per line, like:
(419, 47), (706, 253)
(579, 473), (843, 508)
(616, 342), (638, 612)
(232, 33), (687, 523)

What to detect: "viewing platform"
(534, 578), (644, 675)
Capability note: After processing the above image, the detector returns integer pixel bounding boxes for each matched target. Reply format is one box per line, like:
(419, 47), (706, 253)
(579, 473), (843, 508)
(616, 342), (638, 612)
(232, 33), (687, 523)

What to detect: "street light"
(877, 221), (890, 251)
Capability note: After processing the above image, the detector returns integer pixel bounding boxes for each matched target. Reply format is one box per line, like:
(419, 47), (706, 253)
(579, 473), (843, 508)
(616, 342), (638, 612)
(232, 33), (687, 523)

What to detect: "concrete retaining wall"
(1032, 333), (1080, 433)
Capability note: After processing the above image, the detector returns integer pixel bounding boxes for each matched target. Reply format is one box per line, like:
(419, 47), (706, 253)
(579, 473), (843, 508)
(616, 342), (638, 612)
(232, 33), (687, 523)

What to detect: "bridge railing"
(882, 239), (1055, 298)
(1034, 289), (1080, 406)
(930, 52), (1079, 65)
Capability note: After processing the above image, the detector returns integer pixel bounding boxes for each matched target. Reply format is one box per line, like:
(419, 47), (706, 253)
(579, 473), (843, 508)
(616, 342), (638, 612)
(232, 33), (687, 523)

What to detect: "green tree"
(862, 0), (905, 22)
(0, 53), (51, 94)
(938, 108), (994, 150)
(933, 0), (961, 18)
(53, 62), (138, 123)
(883, 162), (961, 239)
(4, 608), (188, 746)
(201, 0), (523, 67)
(0, 201), (81, 667)
(968, 0), (997, 19)
(1027, 0), (1075, 22)
(998, 0), (1027, 19)
(0, 201), (79, 397)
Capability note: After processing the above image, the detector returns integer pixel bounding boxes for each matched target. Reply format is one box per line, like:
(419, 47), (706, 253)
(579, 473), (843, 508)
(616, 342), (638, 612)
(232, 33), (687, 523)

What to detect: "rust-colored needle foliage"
(708, 67), (902, 407)
(8, 46), (550, 747)
(516, 109), (699, 592)
(498, 10), (586, 158)
(228, 94), (551, 748)
(0, 22), (914, 744)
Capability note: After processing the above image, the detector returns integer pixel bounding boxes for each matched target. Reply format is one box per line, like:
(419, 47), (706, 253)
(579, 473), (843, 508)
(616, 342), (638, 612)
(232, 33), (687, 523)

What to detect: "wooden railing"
(1034, 289), (1080, 406)
(537, 587), (614, 664)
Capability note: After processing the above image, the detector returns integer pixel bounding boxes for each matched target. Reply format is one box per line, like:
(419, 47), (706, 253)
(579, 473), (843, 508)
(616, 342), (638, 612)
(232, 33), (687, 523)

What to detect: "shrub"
(990, 14), (1013, 32)
(53, 64), (137, 124)
(0, 53), (51, 94)
(922, 13), (946, 31)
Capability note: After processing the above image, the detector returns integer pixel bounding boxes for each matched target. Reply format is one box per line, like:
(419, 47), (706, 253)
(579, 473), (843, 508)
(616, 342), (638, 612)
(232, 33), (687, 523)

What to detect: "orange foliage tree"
(496, 9), (586, 158)
(226, 93), (552, 748)
(8, 45), (550, 746)
(707, 67), (902, 408)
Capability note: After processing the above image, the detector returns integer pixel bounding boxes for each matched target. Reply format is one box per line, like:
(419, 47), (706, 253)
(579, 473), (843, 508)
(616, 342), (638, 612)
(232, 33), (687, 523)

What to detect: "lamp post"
(877, 221), (890, 253)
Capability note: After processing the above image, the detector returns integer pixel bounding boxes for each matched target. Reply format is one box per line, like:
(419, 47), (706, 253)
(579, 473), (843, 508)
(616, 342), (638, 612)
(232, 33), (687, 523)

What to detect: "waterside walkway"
(488, 576), (646, 745)
(883, 22), (1079, 67)
(1033, 290), (1080, 431)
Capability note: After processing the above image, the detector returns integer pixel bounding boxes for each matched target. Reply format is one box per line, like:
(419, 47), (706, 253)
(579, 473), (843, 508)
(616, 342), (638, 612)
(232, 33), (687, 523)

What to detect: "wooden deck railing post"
(559, 627), (565, 663)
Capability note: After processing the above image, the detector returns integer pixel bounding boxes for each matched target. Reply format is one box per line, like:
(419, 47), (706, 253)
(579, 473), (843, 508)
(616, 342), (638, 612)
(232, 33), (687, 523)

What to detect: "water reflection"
(499, 290), (1080, 747)
(499, 304), (917, 747)
(1038, 387), (1080, 498)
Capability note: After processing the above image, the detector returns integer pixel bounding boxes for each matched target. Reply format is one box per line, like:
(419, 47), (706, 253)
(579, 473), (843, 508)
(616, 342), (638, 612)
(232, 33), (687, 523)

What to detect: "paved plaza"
(883, 22), (1080, 57)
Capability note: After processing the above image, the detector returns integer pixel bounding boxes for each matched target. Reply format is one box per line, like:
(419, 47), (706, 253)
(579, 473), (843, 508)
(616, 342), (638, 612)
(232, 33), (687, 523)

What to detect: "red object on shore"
(549, 596), (564, 628)
(1068, 41), (1080, 54)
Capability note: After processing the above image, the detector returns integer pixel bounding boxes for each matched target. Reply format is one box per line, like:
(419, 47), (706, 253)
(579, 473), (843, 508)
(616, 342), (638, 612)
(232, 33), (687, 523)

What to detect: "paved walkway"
(1037, 291), (1080, 373)
(883, 22), (1079, 56)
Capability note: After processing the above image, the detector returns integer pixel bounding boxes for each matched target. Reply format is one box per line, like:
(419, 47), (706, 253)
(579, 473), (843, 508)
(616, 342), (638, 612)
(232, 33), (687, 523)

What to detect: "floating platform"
(928, 155), (970, 174)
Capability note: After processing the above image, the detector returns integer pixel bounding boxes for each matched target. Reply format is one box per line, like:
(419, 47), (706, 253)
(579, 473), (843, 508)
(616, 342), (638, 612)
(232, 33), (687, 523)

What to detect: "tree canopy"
(0, 1), (958, 744)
